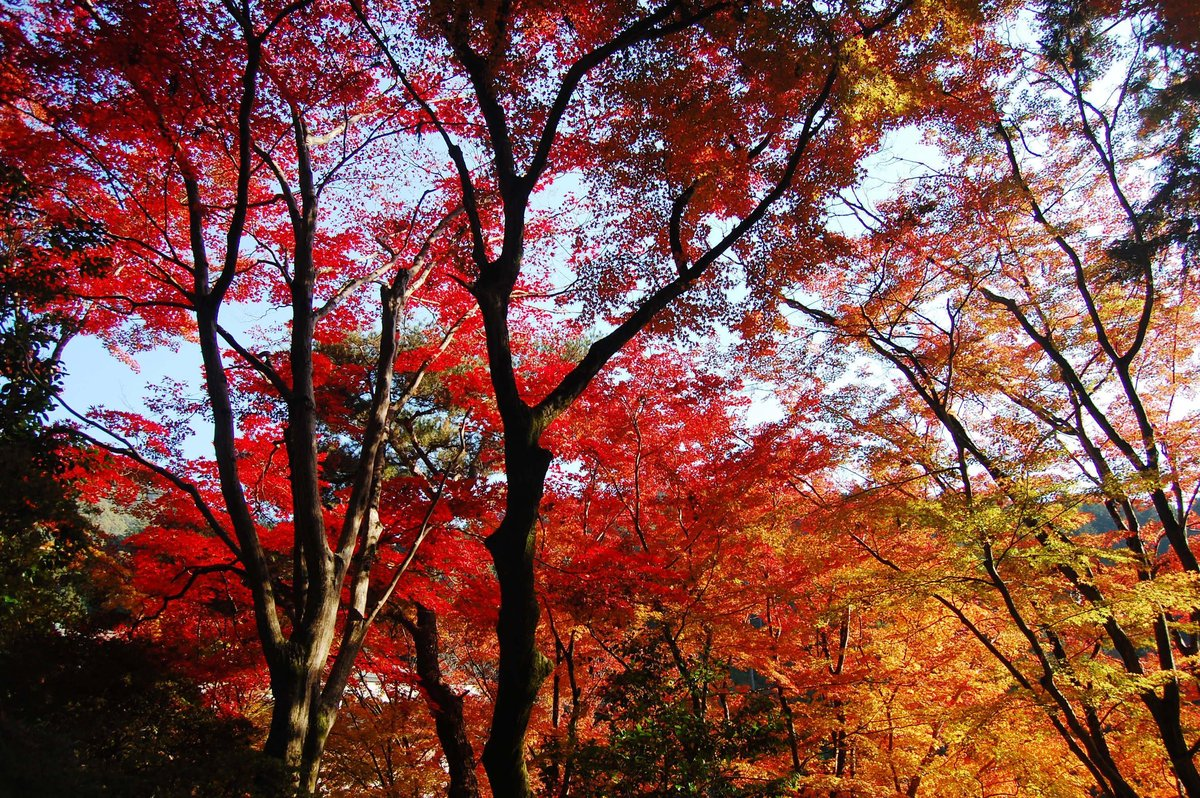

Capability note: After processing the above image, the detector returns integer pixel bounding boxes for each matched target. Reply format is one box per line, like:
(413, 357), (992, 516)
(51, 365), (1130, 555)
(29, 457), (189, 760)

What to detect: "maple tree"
(525, 347), (807, 795)
(525, 346), (1090, 796)
(2, 0), (483, 790)
(770, 1), (1200, 795)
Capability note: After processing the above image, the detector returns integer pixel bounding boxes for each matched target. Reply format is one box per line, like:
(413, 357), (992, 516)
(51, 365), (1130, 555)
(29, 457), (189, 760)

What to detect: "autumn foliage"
(1, 0), (1198, 796)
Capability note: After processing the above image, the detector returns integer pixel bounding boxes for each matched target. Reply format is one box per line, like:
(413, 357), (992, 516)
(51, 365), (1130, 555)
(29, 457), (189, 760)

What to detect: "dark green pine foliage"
(566, 634), (791, 797)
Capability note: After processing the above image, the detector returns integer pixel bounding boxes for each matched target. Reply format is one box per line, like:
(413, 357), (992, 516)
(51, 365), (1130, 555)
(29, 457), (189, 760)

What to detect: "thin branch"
(135, 560), (245, 626)
(57, 398), (243, 560)
(365, 475), (448, 626)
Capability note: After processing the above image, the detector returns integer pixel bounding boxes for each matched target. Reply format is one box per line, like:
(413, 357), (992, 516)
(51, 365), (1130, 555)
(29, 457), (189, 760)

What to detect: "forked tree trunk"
(264, 659), (311, 766)
(261, 648), (334, 794)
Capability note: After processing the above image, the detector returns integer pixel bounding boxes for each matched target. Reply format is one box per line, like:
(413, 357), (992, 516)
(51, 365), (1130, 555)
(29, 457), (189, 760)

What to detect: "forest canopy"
(1, 0), (1198, 795)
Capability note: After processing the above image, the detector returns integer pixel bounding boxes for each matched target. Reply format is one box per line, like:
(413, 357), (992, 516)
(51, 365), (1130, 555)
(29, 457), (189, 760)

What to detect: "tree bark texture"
(407, 603), (482, 798)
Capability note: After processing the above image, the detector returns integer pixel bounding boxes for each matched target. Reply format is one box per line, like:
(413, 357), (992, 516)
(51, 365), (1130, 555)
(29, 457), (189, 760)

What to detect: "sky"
(53, 122), (945, 463)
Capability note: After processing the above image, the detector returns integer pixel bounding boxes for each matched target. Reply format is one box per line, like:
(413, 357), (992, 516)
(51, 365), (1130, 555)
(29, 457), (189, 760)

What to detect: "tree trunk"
(557, 635), (581, 798)
(777, 687), (802, 774)
(264, 652), (319, 777)
(481, 440), (555, 798)
(1145, 684), (1200, 798)
(261, 643), (343, 795)
(295, 727), (326, 794)
(408, 602), (481, 798)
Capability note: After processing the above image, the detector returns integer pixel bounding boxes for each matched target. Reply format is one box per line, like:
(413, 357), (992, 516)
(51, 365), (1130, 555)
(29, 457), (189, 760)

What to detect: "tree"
(522, 345), (812, 794)
(773, 2), (1200, 794)
(0, 162), (288, 798)
(0, 0), (497, 789)
(0, 634), (292, 798)
(568, 631), (790, 798)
